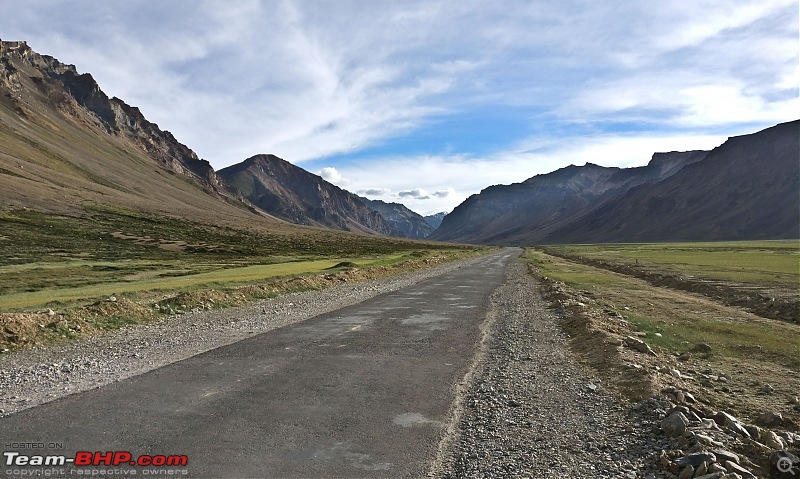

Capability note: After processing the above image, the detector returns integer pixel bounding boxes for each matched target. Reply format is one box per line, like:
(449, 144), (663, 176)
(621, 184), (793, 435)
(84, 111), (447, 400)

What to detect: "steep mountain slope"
(429, 150), (708, 244)
(431, 120), (798, 244)
(424, 212), (447, 230)
(0, 39), (269, 224)
(358, 197), (434, 239)
(219, 154), (398, 235)
(548, 120), (800, 243)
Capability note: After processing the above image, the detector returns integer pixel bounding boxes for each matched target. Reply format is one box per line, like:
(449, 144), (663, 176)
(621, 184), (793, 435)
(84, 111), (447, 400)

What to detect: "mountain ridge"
(429, 149), (708, 244)
(219, 154), (399, 236)
(0, 38), (275, 225)
(430, 121), (798, 244)
(1, 40), (229, 195)
(546, 120), (800, 243)
(357, 196), (434, 239)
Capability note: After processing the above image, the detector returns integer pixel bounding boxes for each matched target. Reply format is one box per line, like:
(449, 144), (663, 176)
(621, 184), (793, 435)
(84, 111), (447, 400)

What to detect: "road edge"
(428, 248), (521, 477)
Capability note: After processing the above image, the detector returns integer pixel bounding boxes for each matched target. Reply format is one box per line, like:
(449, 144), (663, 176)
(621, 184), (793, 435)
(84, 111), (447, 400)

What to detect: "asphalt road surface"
(1, 250), (519, 478)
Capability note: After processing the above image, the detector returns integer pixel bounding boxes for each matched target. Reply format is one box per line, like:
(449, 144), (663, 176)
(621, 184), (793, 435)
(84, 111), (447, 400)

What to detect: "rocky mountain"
(429, 150), (708, 244)
(0, 39), (405, 239)
(0, 39), (267, 223)
(6, 40), (795, 246)
(430, 120), (799, 244)
(549, 120), (800, 243)
(424, 212), (447, 230)
(219, 154), (398, 235)
(358, 197), (434, 239)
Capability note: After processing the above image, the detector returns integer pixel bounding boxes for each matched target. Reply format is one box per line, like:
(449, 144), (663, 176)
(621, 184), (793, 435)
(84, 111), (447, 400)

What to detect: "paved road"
(1, 250), (518, 478)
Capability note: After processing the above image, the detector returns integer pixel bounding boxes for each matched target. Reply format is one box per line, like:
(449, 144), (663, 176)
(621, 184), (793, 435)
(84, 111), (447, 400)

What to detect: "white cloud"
(648, 0), (791, 53)
(398, 188), (430, 200)
(433, 188), (455, 198)
(678, 84), (799, 126)
(358, 188), (392, 196)
(557, 0), (798, 129)
(318, 167), (347, 185)
(561, 75), (799, 128)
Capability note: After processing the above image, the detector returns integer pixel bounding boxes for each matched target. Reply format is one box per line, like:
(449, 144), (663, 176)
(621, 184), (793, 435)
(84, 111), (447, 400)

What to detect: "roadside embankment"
(526, 249), (799, 478)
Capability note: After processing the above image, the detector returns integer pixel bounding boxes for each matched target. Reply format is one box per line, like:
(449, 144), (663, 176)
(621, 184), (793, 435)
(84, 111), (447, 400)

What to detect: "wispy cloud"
(432, 188), (455, 198)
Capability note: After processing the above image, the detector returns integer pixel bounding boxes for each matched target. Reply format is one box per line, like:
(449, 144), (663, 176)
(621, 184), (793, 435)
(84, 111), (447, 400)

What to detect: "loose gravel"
(435, 259), (670, 479)
(0, 256), (482, 418)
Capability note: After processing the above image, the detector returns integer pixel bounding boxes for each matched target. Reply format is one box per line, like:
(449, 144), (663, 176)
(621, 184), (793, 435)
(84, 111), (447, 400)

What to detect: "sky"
(2, 1), (797, 215)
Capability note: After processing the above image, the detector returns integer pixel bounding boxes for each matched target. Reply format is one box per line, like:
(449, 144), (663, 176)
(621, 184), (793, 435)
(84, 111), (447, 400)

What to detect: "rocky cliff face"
(0, 39), (227, 195)
(219, 155), (399, 235)
(358, 197), (434, 239)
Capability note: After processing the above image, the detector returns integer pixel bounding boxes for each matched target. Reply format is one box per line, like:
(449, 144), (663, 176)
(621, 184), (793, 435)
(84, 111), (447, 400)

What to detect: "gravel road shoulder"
(433, 258), (668, 479)
(0, 255), (485, 418)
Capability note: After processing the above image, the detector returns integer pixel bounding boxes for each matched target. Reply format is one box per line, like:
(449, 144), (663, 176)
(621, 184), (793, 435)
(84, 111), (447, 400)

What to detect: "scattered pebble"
(438, 261), (671, 478)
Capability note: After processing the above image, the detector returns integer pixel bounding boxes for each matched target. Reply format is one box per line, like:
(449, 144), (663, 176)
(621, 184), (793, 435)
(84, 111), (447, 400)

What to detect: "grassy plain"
(544, 241), (799, 290)
(0, 207), (485, 348)
(524, 245), (799, 425)
(0, 207), (480, 307)
(526, 250), (799, 369)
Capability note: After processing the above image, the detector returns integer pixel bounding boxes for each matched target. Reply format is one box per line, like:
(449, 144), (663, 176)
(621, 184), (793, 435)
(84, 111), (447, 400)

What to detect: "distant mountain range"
(430, 121), (799, 244)
(423, 212), (447, 230)
(2, 39), (797, 245)
(429, 150), (705, 243)
(356, 197), (435, 239)
(217, 153), (446, 239)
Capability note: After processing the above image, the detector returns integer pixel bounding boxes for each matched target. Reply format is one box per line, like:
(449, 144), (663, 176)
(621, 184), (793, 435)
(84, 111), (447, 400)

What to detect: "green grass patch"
(0, 256), (441, 310)
(527, 254), (619, 289)
(525, 249), (800, 371)
(91, 315), (138, 331)
(623, 313), (687, 352)
(0, 207), (486, 311)
(545, 240), (800, 289)
(1, 259), (334, 309)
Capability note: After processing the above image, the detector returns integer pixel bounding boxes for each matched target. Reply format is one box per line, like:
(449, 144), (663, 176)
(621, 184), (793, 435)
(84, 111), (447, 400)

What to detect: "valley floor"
(1, 250), (796, 478)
